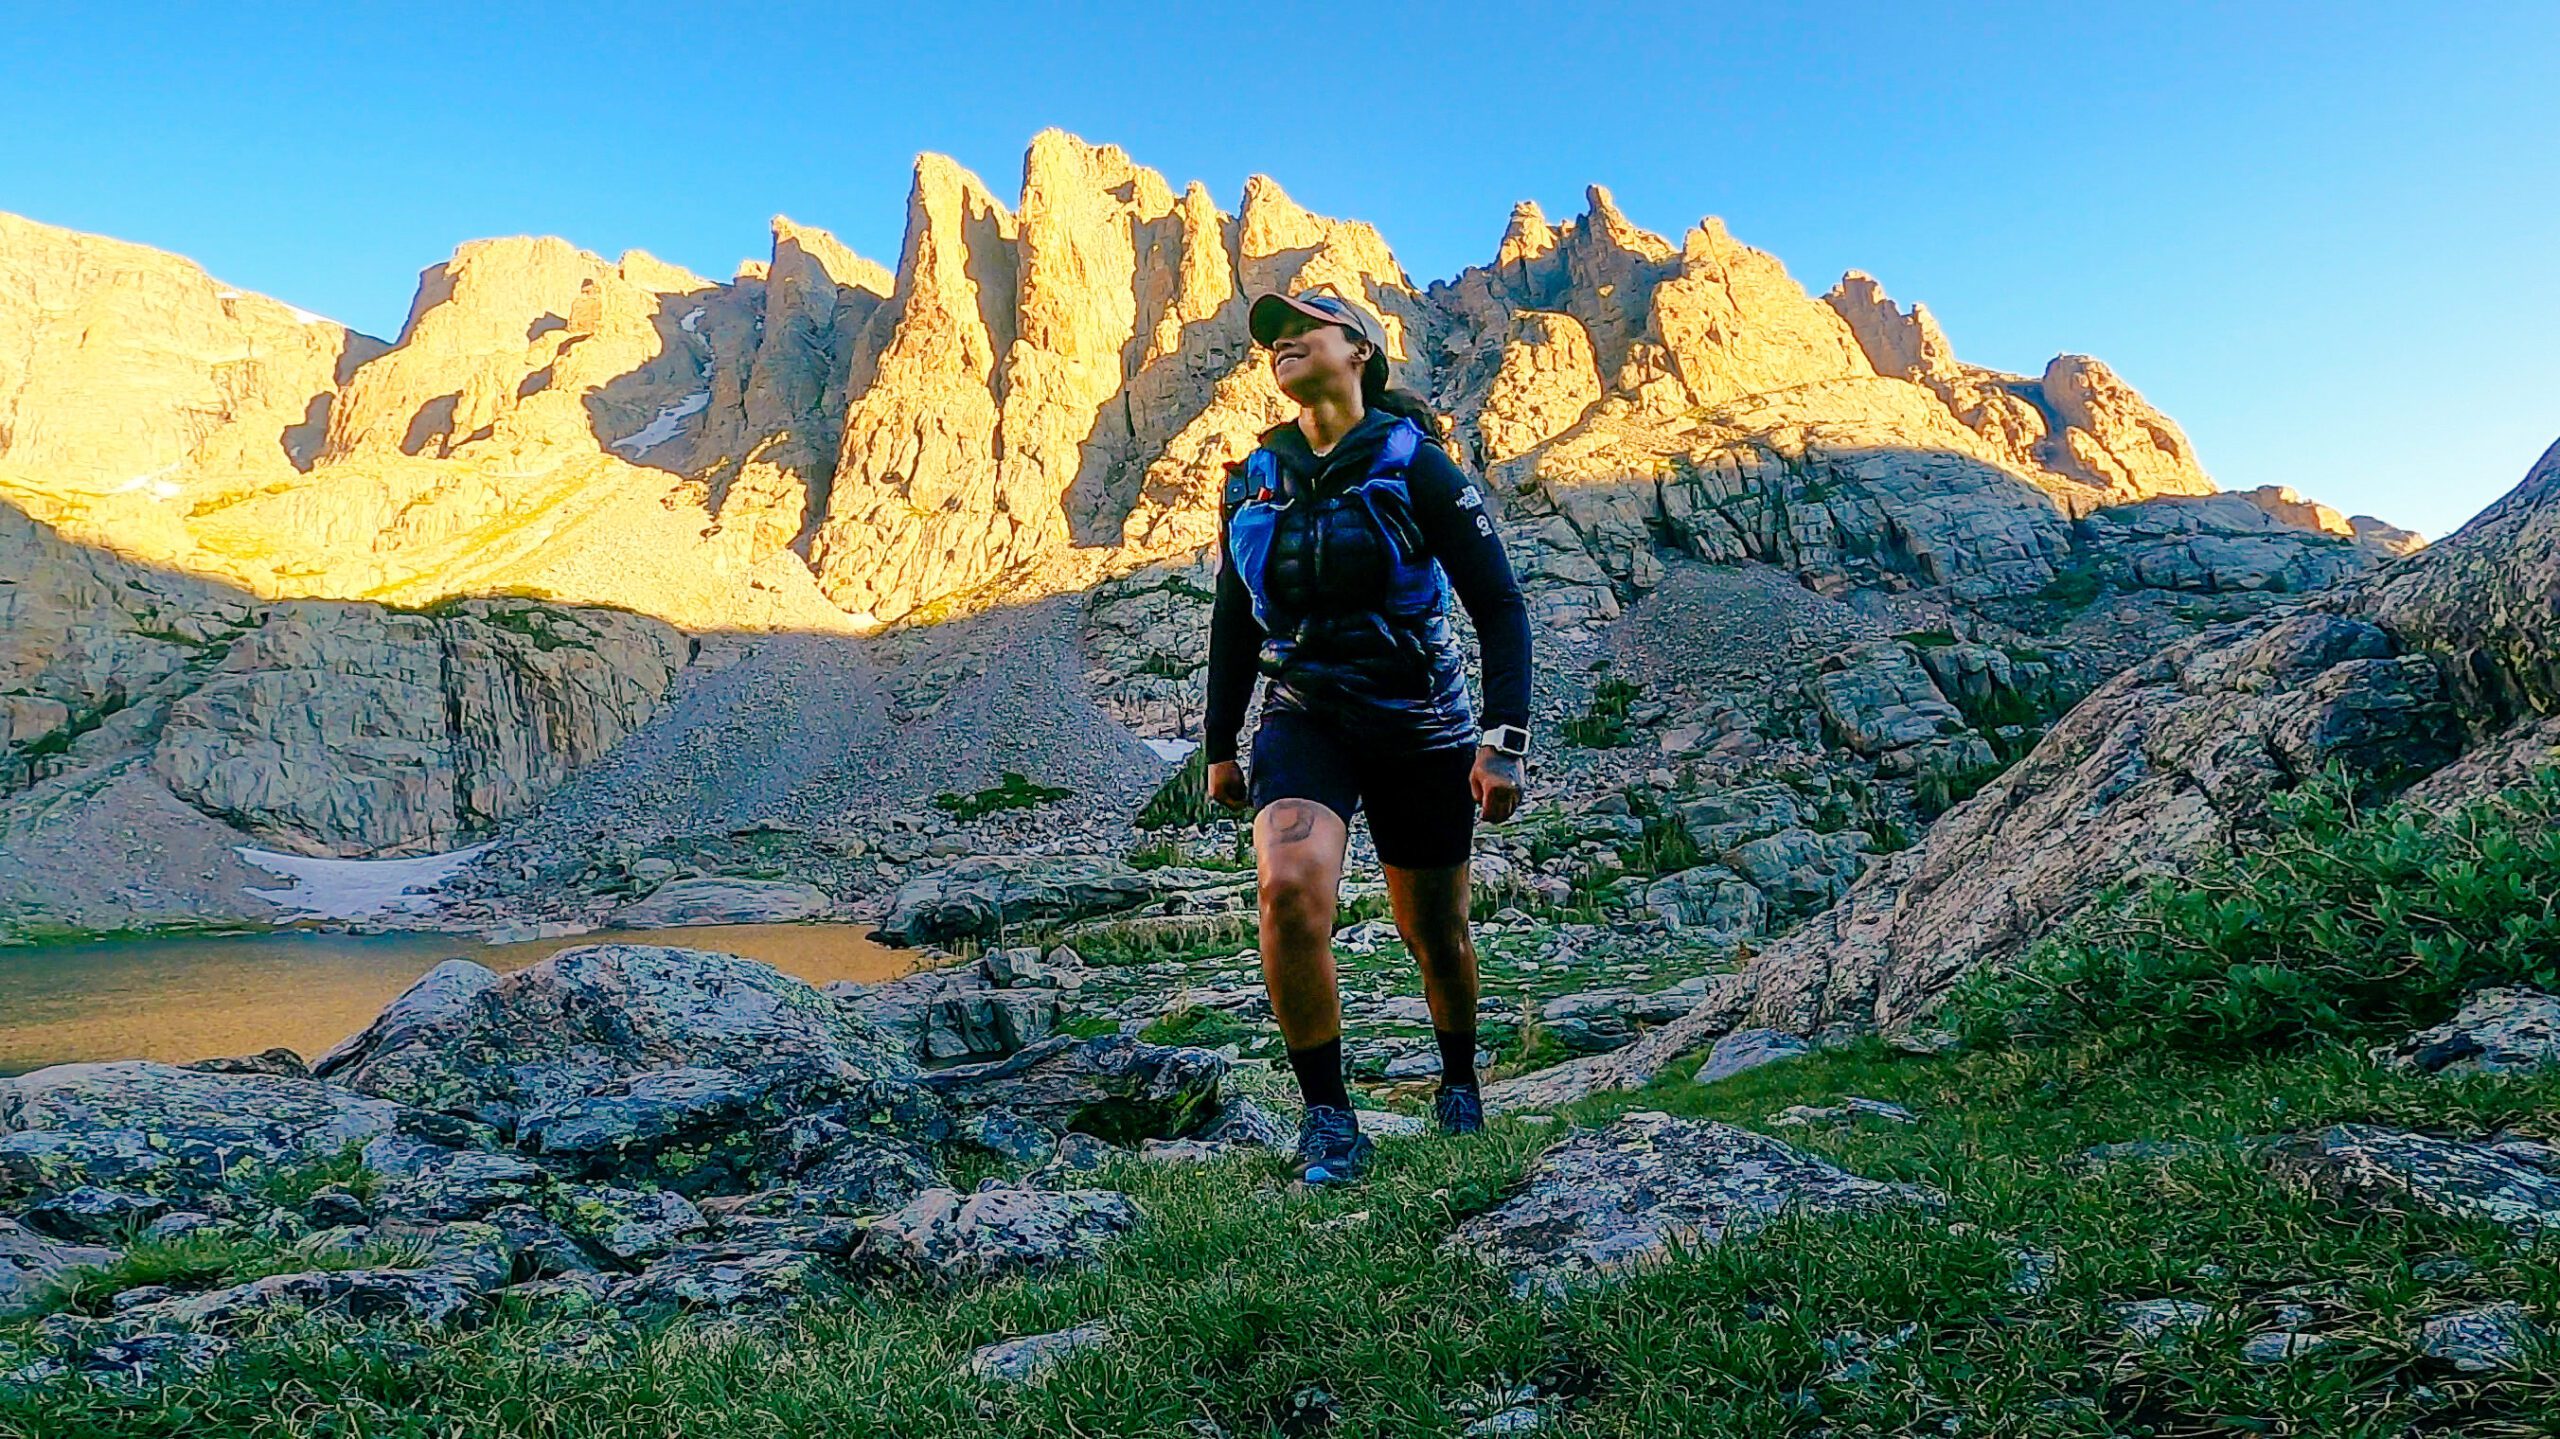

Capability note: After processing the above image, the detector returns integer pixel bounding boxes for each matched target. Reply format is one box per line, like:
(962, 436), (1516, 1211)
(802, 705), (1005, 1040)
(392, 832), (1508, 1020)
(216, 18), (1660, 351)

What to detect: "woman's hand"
(1470, 748), (1524, 823)
(1207, 759), (1250, 811)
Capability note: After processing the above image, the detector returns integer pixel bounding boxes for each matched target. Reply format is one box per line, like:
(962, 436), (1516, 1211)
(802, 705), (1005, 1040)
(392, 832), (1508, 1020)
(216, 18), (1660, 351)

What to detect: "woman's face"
(1267, 312), (1369, 403)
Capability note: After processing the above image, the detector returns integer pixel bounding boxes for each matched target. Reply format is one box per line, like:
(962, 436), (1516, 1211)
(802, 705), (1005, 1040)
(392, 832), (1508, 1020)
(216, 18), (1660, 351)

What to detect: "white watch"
(1479, 724), (1529, 757)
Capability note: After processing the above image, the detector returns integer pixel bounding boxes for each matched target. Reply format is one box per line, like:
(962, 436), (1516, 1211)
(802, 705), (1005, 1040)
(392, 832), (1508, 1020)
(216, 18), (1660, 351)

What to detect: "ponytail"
(1360, 350), (1447, 444)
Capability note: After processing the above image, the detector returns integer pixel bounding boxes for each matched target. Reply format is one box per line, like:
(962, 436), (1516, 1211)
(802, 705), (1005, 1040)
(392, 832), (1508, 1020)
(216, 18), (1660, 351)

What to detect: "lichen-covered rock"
(554, 1185), (707, 1265)
(2270, 1124), (2560, 1237)
(2379, 987), (2560, 1077)
(18, 1186), (171, 1243)
(856, 1185), (1141, 1284)
(920, 1035), (1226, 1142)
(516, 1065), (770, 1165)
(1446, 1112), (1944, 1298)
(607, 1244), (837, 1313)
(372, 1150), (550, 1223)
(0, 1217), (118, 1315)
(110, 1259), (491, 1334)
(310, 946), (914, 1130)
(0, 1060), (474, 1203)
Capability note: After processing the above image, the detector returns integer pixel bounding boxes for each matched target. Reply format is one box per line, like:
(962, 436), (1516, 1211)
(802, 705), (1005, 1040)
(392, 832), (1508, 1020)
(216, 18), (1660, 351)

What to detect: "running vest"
(1220, 417), (1474, 747)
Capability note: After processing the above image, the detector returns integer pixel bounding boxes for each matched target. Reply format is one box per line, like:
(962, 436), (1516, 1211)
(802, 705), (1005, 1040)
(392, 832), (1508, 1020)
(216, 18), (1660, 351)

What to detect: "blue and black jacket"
(1203, 408), (1532, 762)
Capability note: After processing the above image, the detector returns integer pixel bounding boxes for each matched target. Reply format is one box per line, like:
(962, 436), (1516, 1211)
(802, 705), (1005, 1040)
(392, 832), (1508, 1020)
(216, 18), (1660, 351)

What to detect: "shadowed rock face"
(1488, 438), (2555, 1111)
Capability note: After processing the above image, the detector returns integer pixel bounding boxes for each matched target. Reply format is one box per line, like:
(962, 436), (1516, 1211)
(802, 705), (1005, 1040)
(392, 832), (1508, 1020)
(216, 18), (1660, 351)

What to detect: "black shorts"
(1249, 711), (1477, 869)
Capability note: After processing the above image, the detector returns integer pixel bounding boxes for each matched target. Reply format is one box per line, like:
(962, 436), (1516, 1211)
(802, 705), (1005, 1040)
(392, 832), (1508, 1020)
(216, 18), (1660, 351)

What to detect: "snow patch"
(678, 306), (705, 334)
(1142, 737), (1199, 763)
(609, 390), (710, 456)
(113, 462), (183, 501)
(285, 304), (334, 326)
(238, 844), (490, 921)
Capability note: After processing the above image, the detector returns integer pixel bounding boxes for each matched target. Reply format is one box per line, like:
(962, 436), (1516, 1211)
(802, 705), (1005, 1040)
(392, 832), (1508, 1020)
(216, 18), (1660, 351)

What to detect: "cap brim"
(1249, 291), (1360, 348)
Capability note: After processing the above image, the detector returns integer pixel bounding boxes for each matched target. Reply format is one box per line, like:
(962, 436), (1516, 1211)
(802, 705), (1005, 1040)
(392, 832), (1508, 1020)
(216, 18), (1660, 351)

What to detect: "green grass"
(1561, 678), (1642, 750)
(10, 1035), (2554, 1436)
(12, 773), (2560, 1434)
(24, 1228), (432, 1320)
(2035, 558), (2106, 613)
(1137, 1002), (1255, 1050)
(933, 772), (1074, 823)
(1959, 767), (2560, 1055)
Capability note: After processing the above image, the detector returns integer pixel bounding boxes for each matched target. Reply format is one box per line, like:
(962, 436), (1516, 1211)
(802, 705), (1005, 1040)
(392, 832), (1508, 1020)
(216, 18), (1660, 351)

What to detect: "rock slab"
(1446, 1112), (1943, 1298)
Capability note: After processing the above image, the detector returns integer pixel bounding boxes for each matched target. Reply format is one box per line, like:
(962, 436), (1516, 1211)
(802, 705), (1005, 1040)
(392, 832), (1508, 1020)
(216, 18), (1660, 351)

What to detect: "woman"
(1203, 286), (1533, 1188)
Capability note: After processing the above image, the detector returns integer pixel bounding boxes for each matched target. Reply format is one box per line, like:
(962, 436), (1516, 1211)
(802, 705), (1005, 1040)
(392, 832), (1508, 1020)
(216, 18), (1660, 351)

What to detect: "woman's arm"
(1406, 446), (1532, 736)
(1202, 542), (1262, 767)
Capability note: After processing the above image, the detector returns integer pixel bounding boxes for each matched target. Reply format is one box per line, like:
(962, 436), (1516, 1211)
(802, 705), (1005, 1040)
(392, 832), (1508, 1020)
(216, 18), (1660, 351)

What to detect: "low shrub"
(1956, 767), (2560, 1054)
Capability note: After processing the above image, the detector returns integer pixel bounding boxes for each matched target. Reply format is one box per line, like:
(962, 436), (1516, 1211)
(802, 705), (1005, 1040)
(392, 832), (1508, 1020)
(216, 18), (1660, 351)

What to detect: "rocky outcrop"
(311, 945), (916, 1128)
(7, 128), (2355, 651)
(1, 946), (1201, 1345)
(1499, 437), (2557, 1099)
(0, 211), (381, 489)
(1446, 1112), (1943, 1298)
(152, 599), (686, 856)
(2378, 987), (2560, 1077)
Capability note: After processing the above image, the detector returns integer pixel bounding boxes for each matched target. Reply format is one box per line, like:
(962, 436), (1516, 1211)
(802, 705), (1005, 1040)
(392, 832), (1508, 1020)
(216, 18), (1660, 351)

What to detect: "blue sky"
(4, 1), (2553, 537)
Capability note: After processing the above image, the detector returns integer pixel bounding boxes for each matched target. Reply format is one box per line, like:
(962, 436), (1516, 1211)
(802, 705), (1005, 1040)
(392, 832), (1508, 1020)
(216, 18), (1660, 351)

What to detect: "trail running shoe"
(1434, 1082), (1486, 1136)
(1293, 1105), (1375, 1188)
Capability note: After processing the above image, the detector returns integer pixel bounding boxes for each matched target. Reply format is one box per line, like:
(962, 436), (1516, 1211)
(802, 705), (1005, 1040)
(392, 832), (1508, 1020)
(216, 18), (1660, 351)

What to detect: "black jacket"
(1203, 408), (1531, 761)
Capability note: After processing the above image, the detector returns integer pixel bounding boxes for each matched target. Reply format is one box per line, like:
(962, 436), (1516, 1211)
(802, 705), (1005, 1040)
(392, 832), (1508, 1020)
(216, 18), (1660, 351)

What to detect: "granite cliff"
(0, 129), (2421, 937)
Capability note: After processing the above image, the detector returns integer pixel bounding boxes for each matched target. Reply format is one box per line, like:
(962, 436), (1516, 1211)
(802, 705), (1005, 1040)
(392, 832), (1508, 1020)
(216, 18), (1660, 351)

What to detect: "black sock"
(1286, 1037), (1350, 1111)
(1436, 1028), (1479, 1089)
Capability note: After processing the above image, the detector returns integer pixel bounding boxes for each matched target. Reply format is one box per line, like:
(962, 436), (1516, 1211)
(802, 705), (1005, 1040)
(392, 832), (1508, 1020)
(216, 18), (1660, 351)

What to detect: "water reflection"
(0, 924), (921, 1076)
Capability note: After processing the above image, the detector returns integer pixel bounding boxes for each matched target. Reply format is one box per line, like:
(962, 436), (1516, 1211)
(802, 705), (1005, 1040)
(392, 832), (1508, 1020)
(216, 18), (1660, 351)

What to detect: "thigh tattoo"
(1265, 801), (1321, 844)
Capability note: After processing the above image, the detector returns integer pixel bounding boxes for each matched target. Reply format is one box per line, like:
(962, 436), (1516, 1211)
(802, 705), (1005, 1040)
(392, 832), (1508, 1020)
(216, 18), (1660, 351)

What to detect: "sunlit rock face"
(2, 128), (2348, 639)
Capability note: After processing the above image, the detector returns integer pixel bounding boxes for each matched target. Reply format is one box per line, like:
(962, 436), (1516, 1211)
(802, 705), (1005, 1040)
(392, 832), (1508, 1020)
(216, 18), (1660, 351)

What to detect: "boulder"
(19, 1187), (171, 1243)
(2379, 987), (2560, 1077)
(2413, 1302), (2540, 1373)
(1, 1217), (118, 1315)
(1807, 643), (1970, 759)
(856, 1185), (1141, 1284)
(1446, 1112), (1944, 1298)
(1640, 866), (1767, 939)
(828, 965), (1062, 1062)
(610, 877), (832, 928)
(371, 1150), (550, 1223)
(554, 1186), (708, 1265)
(0, 1060), (473, 1203)
(109, 1227), (509, 1334)
(608, 1245), (837, 1314)
(921, 1036), (1227, 1143)
(310, 946), (914, 1130)
(2270, 1124), (2560, 1237)
(516, 1065), (771, 1167)
(870, 855), (1159, 946)
(1694, 1029), (1811, 1086)
(968, 1322), (1113, 1386)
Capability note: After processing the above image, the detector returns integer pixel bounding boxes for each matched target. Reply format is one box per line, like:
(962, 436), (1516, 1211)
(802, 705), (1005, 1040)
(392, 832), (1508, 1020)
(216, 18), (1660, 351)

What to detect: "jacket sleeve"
(1405, 443), (1532, 735)
(1201, 471), (1263, 765)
